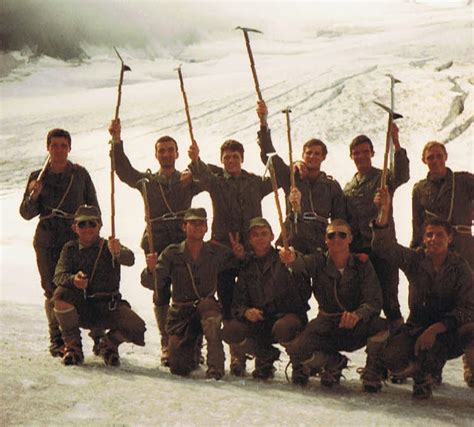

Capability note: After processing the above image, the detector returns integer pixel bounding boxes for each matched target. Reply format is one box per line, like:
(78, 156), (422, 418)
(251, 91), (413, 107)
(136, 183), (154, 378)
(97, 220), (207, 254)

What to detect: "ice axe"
(282, 107), (300, 233)
(137, 174), (159, 295)
(109, 47), (131, 240)
(373, 101), (402, 223)
(235, 26), (264, 102)
(175, 65), (196, 146)
(386, 74), (401, 170)
(264, 155), (289, 251)
(28, 154), (50, 201)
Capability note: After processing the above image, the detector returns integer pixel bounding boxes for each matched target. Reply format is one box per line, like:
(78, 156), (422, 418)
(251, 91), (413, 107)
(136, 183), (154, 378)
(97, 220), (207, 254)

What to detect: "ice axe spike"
(235, 26), (264, 101)
(373, 101), (403, 120)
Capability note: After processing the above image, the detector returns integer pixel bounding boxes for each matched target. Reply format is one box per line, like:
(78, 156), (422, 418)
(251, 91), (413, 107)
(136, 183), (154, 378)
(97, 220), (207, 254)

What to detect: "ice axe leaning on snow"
(373, 101), (402, 223)
(235, 26), (265, 107)
(109, 47), (131, 239)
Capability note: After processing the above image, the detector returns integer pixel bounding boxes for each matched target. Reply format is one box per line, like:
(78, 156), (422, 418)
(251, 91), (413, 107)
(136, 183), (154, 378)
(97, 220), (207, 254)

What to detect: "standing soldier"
(410, 141), (474, 386)
(222, 217), (312, 379)
(20, 128), (101, 358)
(256, 100), (346, 253)
(280, 219), (388, 392)
(141, 208), (244, 379)
(373, 189), (474, 397)
(187, 137), (275, 375)
(411, 141), (473, 268)
(53, 205), (146, 366)
(344, 128), (409, 328)
(109, 119), (203, 366)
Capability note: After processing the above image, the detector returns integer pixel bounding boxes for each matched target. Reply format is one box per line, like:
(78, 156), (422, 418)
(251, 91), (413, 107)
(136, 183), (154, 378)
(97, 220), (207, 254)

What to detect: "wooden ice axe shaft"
(176, 65), (196, 145)
(236, 26), (263, 101)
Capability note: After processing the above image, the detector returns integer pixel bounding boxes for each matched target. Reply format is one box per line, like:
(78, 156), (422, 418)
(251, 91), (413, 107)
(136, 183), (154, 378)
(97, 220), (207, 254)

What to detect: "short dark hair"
(349, 135), (374, 155)
(155, 136), (178, 152)
(302, 138), (327, 156)
(220, 139), (244, 161)
(422, 218), (453, 236)
(47, 128), (71, 148)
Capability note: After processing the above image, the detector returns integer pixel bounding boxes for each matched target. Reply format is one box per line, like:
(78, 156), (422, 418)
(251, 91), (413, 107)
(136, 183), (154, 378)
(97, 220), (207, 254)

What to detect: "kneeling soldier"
(53, 205), (146, 366)
(142, 208), (244, 380)
(373, 188), (474, 399)
(280, 219), (388, 392)
(222, 217), (312, 379)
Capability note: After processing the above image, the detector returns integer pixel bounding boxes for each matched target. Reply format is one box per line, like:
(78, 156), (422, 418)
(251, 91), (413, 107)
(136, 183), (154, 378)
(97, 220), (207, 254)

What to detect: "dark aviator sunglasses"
(77, 220), (98, 229)
(326, 231), (348, 240)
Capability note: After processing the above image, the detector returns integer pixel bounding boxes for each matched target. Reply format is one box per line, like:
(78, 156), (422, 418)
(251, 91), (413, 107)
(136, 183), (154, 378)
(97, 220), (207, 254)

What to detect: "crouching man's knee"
(272, 314), (303, 345)
(222, 320), (247, 344)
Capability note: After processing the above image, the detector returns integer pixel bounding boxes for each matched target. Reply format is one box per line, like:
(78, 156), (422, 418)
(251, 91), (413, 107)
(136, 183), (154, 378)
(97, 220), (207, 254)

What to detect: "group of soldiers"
(20, 99), (473, 400)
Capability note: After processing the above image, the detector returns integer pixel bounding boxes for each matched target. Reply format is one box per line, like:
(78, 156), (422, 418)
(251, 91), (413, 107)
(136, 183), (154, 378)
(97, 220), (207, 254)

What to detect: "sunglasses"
(326, 231), (348, 240)
(77, 220), (98, 229)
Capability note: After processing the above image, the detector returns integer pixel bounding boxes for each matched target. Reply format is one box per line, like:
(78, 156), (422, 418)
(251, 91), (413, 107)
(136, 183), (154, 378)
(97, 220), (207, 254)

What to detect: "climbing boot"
(154, 305), (170, 366)
(55, 307), (82, 365)
(252, 346), (280, 380)
(44, 299), (64, 357)
(62, 341), (84, 366)
(320, 353), (348, 388)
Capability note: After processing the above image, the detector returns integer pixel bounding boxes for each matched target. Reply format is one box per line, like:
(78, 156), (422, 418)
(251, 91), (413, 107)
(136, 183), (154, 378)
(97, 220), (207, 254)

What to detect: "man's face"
(73, 220), (101, 247)
(325, 223), (352, 254)
(183, 220), (208, 241)
(249, 226), (273, 255)
(423, 225), (451, 257)
(155, 140), (178, 168)
(48, 137), (70, 163)
(221, 150), (243, 176)
(350, 142), (373, 173)
(423, 146), (447, 176)
(303, 145), (326, 172)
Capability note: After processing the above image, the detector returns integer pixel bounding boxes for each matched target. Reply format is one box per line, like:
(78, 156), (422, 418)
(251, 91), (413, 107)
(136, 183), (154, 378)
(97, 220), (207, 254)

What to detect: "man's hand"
(244, 308), (264, 323)
(339, 311), (360, 329)
(256, 100), (268, 127)
(279, 246), (296, 265)
(180, 169), (193, 186)
(289, 186), (301, 213)
(109, 119), (121, 143)
(374, 186), (390, 226)
(145, 252), (158, 272)
(28, 180), (43, 200)
(108, 237), (121, 257)
(229, 232), (245, 259)
(293, 160), (308, 179)
(74, 271), (89, 290)
(188, 142), (200, 162)
(414, 322), (446, 356)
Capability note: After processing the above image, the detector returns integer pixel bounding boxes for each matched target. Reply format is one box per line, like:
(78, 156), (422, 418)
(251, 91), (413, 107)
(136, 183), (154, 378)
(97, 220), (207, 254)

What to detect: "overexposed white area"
(1, 0), (473, 425)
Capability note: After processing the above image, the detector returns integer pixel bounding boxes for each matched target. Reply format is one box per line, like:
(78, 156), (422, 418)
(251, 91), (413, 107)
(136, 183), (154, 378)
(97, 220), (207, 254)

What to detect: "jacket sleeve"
(116, 244), (135, 266)
(140, 268), (155, 291)
(257, 126), (277, 165)
(388, 148), (410, 191)
(331, 180), (347, 221)
(354, 260), (383, 321)
(372, 223), (419, 273)
(188, 158), (218, 193)
(53, 243), (77, 289)
(19, 171), (41, 220)
(112, 141), (145, 189)
(442, 261), (474, 331)
(410, 184), (424, 249)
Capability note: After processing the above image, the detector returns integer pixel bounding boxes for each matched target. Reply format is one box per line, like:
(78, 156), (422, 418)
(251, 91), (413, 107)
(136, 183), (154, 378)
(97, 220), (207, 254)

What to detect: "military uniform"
(373, 225), (474, 396)
(19, 161), (100, 355)
(113, 140), (203, 363)
(53, 235), (145, 366)
(411, 168), (474, 269)
(344, 149), (409, 321)
(258, 127), (346, 253)
(286, 251), (387, 388)
(222, 247), (312, 378)
(142, 239), (239, 378)
(188, 158), (274, 318)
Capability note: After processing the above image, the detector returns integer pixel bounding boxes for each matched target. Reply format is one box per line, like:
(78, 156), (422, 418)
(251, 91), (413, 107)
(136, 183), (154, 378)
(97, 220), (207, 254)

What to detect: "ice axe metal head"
(281, 107), (292, 114)
(373, 101), (403, 120)
(235, 26), (263, 35)
(114, 47), (131, 72)
(386, 74), (401, 85)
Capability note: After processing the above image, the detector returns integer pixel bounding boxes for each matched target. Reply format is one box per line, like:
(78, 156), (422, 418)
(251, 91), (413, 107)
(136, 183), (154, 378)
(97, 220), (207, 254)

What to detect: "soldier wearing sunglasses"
(52, 205), (146, 367)
(279, 219), (388, 393)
